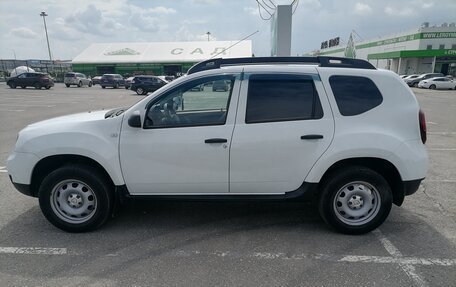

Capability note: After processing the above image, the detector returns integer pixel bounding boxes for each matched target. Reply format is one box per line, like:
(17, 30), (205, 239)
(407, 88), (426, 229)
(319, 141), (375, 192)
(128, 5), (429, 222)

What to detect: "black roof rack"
(187, 56), (376, 75)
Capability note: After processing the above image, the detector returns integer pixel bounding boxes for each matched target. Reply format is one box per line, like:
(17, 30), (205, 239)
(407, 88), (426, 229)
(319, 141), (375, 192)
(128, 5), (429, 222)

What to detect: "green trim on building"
(320, 32), (456, 54)
(72, 62), (197, 76)
(319, 48), (344, 55)
(367, 49), (456, 60)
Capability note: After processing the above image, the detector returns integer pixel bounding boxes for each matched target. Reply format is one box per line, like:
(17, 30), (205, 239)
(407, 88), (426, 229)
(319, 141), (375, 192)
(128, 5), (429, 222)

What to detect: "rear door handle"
(205, 138), (228, 144)
(301, 134), (324, 140)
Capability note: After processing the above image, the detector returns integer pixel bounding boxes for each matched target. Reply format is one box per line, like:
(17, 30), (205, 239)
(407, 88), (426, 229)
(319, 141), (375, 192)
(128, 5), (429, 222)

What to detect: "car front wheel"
(429, 84), (436, 90)
(319, 166), (392, 235)
(38, 165), (113, 232)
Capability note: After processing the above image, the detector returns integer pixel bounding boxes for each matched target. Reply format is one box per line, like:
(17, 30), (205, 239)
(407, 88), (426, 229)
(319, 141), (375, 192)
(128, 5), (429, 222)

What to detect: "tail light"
(419, 109), (427, 144)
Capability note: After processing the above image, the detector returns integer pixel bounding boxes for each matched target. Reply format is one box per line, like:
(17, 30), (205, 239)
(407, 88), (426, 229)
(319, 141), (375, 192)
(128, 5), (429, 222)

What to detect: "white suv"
(7, 57), (428, 234)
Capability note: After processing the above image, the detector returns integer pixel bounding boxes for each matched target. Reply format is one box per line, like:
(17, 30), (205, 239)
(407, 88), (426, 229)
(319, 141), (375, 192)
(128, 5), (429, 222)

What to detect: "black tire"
(34, 82), (42, 89)
(136, 87), (144, 95)
(21, 86), (26, 89)
(125, 86), (129, 90)
(114, 83), (119, 89)
(413, 82), (418, 87)
(38, 165), (113, 232)
(318, 166), (392, 235)
(8, 81), (16, 89)
(78, 81), (83, 87)
(45, 86), (51, 90)
(65, 84), (70, 87)
(88, 82), (92, 87)
(101, 86), (106, 89)
(429, 84), (436, 90)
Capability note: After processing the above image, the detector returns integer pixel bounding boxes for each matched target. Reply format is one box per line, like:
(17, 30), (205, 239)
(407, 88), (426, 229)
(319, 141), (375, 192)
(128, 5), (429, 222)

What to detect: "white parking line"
(373, 229), (427, 287)
(338, 255), (456, 266)
(0, 247), (67, 255)
(428, 132), (456, 135)
(0, 166), (7, 173)
(0, 109), (25, 112)
(427, 148), (456, 151)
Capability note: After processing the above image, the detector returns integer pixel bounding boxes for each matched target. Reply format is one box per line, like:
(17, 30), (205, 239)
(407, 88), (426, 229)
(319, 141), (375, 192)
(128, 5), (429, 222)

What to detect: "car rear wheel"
(38, 164), (113, 232)
(101, 86), (106, 89)
(21, 86), (26, 89)
(34, 82), (42, 89)
(78, 81), (83, 87)
(114, 83), (119, 89)
(429, 84), (436, 90)
(65, 84), (70, 87)
(319, 166), (392, 234)
(136, 87), (145, 95)
(8, 82), (16, 89)
(45, 86), (51, 89)
(88, 82), (93, 87)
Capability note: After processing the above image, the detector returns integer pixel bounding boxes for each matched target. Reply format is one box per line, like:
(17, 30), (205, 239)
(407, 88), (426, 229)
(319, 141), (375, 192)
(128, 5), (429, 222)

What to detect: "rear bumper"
(403, 179), (423, 196)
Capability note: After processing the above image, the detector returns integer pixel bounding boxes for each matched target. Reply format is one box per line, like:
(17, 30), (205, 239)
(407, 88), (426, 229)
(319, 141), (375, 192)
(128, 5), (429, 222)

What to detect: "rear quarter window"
(329, 75), (383, 116)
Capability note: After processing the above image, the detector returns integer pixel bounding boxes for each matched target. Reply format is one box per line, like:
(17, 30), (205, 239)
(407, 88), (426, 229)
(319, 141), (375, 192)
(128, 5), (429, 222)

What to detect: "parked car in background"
(418, 77), (455, 90)
(406, 73), (444, 87)
(125, 77), (135, 89)
(212, 80), (229, 91)
(92, 76), (102, 85)
(64, 72), (92, 87)
(100, 74), (125, 89)
(7, 72), (54, 89)
(130, 75), (168, 95)
(403, 74), (419, 81)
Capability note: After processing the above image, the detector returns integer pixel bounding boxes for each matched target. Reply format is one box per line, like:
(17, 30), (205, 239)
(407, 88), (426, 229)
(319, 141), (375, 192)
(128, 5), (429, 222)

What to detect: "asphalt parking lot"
(0, 83), (455, 286)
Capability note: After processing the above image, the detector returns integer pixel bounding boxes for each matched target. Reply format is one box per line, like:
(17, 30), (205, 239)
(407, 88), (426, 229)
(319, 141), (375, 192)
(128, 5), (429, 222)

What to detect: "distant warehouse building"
(314, 24), (456, 76)
(72, 40), (252, 76)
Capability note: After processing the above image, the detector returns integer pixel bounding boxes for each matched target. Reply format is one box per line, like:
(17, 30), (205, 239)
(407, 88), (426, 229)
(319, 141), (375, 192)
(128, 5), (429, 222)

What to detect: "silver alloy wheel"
(333, 181), (381, 226)
(50, 179), (97, 224)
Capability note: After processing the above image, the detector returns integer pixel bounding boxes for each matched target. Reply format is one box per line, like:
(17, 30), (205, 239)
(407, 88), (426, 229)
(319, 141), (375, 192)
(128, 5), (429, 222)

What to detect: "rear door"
(229, 68), (334, 194)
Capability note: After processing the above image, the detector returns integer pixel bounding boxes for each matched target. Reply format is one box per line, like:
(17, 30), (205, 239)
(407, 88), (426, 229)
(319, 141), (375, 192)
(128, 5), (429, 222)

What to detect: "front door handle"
(301, 134), (324, 140)
(205, 138), (228, 144)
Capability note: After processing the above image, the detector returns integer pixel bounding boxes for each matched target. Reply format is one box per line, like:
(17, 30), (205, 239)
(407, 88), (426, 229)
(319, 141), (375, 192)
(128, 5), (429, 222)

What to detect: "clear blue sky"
(1, 0), (455, 60)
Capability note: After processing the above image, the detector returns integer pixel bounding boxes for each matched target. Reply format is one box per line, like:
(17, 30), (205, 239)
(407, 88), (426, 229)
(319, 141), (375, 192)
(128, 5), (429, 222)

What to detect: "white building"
(72, 40), (252, 76)
(314, 24), (456, 76)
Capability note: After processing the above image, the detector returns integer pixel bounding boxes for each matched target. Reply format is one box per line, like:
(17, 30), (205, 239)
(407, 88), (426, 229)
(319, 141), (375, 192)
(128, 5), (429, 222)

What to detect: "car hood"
(27, 110), (109, 128)
(15, 110), (124, 153)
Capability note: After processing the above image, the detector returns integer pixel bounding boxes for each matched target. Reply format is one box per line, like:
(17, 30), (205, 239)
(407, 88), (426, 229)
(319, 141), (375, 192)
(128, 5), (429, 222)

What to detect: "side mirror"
(128, 111), (142, 128)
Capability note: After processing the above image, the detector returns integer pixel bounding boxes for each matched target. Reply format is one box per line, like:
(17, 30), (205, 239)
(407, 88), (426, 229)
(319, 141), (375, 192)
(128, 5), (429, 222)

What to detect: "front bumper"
(7, 151), (40, 184)
(403, 179), (423, 196)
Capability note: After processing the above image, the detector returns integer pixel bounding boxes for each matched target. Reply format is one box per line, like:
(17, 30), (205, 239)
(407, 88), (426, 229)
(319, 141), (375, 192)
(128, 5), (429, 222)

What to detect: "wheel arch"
(30, 154), (115, 197)
(317, 157), (405, 206)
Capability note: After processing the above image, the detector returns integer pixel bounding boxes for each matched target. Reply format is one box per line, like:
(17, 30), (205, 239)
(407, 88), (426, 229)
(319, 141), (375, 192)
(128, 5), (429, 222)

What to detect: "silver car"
(64, 72), (93, 87)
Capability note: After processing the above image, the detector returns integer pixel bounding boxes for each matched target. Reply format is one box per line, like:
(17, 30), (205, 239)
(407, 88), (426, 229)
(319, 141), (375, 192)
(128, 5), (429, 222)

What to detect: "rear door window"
(245, 74), (323, 124)
(329, 75), (383, 116)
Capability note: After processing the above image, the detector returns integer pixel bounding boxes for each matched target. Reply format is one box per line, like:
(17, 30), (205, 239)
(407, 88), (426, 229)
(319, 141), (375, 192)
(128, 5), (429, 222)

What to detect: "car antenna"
(210, 30), (259, 59)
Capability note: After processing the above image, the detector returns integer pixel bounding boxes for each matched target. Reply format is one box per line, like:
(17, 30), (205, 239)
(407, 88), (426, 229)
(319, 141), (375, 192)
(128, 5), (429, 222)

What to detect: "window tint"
(329, 75), (383, 116)
(245, 74), (323, 124)
(144, 75), (235, 128)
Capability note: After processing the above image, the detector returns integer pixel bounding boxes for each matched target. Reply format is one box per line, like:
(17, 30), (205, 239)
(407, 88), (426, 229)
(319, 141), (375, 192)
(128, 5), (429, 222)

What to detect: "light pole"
(11, 49), (18, 75)
(206, 31), (211, 41)
(40, 11), (52, 63)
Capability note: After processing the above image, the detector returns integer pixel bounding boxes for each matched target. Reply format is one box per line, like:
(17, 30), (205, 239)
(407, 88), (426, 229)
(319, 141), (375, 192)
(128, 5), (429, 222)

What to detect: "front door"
(119, 74), (241, 195)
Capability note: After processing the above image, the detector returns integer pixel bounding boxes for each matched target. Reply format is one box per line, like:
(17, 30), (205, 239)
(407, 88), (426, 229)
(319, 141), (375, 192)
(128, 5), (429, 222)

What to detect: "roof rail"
(187, 56), (376, 75)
